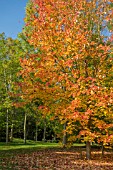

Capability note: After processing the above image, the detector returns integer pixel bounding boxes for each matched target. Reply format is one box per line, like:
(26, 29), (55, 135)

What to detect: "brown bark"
(24, 112), (27, 144)
(62, 122), (67, 147)
(35, 123), (38, 142)
(101, 142), (104, 157)
(86, 141), (91, 160)
(43, 118), (46, 142)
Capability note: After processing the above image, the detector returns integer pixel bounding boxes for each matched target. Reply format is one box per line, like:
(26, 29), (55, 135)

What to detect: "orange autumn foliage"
(18, 0), (113, 144)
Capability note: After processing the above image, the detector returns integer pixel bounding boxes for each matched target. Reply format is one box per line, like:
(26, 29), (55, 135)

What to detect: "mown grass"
(0, 138), (60, 160)
(0, 138), (59, 151)
(0, 138), (86, 152)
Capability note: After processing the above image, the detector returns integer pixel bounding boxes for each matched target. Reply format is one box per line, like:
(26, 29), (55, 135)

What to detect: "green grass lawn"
(0, 138), (59, 151)
(0, 138), (60, 160)
(0, 138), (86, 152)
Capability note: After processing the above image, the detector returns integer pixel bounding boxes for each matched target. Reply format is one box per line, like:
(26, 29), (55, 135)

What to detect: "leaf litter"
(1, 148), (113, 170)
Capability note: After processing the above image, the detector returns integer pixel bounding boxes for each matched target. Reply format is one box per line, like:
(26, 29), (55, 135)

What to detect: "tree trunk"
(6, 108), (9, 144)
(86, 141), (91, 160)
(101, 142), (104, 157)
(43, 119), (46, 142)
(24, 112), (27, 144)
(35, 123), (38, 142)
(10, 123), (13, 142)
(62, 122), (67, 147)
(4, 68), (9, 145)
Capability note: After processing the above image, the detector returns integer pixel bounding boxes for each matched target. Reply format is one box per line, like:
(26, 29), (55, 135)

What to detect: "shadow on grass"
(0, 139), (60, 159)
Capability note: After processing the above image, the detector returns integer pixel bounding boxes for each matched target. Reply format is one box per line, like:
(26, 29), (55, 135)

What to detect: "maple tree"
(18, 0), (113, 159)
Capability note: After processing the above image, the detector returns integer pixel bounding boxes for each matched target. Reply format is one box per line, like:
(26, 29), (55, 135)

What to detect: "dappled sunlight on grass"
(0, 138), (59, 151)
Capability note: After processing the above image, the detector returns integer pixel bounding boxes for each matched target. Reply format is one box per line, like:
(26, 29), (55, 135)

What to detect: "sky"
(0, 0), (28, 39)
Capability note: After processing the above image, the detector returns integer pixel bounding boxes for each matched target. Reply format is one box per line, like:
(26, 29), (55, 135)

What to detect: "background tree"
(0, 33), (22, 143)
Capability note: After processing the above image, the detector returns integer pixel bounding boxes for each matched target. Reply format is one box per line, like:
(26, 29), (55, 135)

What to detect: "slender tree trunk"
(62, 122), (67, 147)
(86, 141), (91, 160)
(24, 112), (27, 144)
(6, 108), (9, 144)
(10, 108), (14, 142)
(43, 119), (46, 142)
(10, 123), (13, 142)
(4, 68), (9, 144)
(35, 123), (38, 142)
(101, 142), (104, 157)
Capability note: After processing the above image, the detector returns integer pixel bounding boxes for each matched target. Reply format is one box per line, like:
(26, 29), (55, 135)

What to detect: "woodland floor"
(1, 147), (113, 170)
